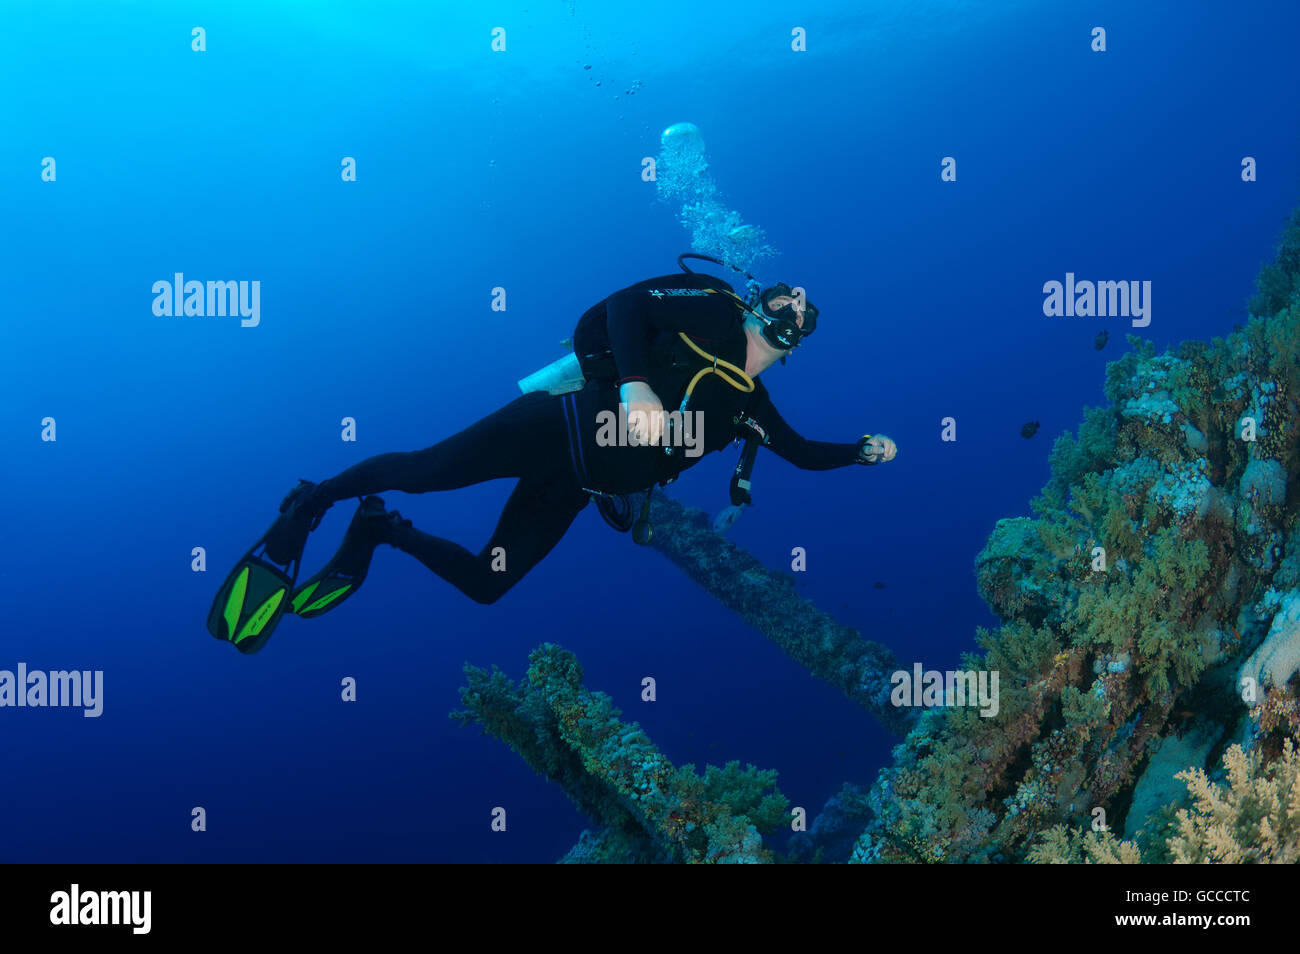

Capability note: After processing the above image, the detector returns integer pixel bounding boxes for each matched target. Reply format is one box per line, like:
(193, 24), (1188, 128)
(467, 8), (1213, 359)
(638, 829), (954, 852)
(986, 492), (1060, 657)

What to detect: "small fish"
(873, 581), (886, 590)
(1094, 330), (1109, 350)
(559, 337), (572, 349)
(1021, 421), (1041, 439)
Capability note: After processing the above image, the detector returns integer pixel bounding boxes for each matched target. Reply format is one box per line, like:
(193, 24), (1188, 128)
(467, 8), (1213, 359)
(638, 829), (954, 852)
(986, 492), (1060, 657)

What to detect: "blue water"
(1, 0), (1297, 862)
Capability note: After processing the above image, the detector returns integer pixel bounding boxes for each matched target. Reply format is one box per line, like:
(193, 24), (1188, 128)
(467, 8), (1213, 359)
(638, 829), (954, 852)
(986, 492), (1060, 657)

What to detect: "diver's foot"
(312, 495), (389, 574)
(355, 498), (412, 548)
(383, 509), (413, 547)
(265, 479), (329, 565)
(289, 495), (387, 618)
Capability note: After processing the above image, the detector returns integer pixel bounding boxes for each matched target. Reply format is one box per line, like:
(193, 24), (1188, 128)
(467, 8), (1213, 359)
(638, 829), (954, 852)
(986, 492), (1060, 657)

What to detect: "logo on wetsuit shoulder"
(647, 288), (714, 298)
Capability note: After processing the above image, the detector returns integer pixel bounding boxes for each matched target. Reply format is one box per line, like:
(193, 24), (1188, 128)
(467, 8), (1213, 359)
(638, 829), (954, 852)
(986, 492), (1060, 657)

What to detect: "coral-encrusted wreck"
(456, 205), (1300, 863)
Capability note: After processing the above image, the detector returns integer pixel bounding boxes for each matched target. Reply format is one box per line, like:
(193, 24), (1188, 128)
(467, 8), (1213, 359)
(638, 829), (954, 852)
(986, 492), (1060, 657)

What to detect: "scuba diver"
(208, 254), (897, 653)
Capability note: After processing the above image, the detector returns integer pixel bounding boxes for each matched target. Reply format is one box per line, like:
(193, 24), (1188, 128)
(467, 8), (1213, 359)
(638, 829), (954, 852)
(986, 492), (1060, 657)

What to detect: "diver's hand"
(858, 433), (897, 464)
(620, 381), (665, 446)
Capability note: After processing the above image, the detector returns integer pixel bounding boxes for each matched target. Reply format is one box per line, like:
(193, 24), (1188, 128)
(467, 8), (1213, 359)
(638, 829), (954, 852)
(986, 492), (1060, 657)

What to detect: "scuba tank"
(516, 351), (586, 396)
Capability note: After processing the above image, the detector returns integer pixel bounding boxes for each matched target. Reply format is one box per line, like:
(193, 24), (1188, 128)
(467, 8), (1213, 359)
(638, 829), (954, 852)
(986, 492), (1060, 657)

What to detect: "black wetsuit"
(309, 272), (869, 603)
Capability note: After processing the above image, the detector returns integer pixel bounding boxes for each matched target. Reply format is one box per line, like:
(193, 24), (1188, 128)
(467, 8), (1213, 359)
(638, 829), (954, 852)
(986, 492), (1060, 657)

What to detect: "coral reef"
(1122, 728), (1217, 841)
(558, 826), (671, 864)
(1248, 202), (1300, 319)
(645, 492), (916, 735)
(786, 782), (874, 864)
(452, 643), (788, 863)
(1030, 738), (1300, 864)
(1169, 738), (1300, 863)
(1025, 826), (1143, 864)
(1239, 588), (1300, 694)
(851, 205), (1300, 864)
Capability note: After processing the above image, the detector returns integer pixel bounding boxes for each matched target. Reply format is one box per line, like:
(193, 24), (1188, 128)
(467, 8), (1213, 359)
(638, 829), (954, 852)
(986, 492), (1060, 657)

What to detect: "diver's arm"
(748, 384), (869, 470)
(604, 285), (737, 386)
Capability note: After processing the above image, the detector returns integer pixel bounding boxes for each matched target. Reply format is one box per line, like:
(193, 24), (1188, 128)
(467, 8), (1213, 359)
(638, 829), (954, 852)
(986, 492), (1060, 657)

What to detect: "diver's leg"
(386, 476), (589, 604)
(305, 390), (571, 512)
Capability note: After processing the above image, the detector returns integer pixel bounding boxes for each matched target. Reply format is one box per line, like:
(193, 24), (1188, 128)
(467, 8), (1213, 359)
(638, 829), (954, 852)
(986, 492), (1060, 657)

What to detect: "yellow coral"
(1026, 825), (1142, 863)
(1169, 738), (1300, 863)
(1084, 832), (1142, 864)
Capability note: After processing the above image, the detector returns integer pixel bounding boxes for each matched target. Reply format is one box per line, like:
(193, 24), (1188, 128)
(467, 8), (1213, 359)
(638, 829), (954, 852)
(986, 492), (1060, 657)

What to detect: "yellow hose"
(676, 332), (754, 411)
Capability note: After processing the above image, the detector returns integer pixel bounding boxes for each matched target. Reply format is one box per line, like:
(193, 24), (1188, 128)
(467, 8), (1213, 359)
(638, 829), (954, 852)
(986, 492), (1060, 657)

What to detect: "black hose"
(595, 494), (633, 533)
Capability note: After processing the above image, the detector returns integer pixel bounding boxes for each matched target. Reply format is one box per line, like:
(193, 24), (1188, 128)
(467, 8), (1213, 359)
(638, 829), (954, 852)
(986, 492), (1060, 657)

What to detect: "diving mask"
(755, 283), (818, 350)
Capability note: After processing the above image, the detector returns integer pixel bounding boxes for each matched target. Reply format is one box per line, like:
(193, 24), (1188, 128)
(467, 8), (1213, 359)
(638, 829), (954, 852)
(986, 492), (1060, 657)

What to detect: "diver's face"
(764, 294), (806, 328)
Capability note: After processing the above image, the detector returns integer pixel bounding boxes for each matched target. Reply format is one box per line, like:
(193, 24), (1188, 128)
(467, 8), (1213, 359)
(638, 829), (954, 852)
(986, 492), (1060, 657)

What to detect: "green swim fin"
(290, 496), (390, 619)
(207, 480), (321, 654)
